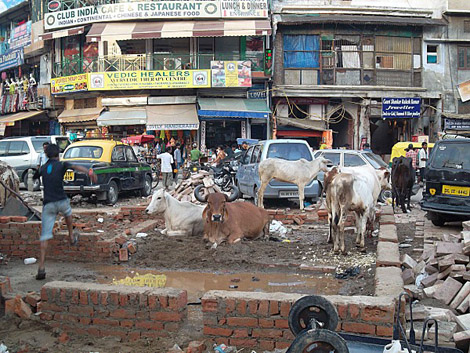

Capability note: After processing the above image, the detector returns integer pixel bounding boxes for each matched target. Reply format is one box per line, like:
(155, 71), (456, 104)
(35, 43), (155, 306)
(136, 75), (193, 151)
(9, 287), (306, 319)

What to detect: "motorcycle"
(207, 159), (239, 192)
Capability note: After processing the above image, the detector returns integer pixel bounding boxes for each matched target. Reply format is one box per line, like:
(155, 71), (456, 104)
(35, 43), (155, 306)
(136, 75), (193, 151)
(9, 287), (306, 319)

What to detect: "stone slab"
(456, 313), (470, 331)
(378, 224), (398, 243)
(401, 254), (417, 269)
(428, 321), (457, 342)
(402, 269), (415, 285)
(436, 241), (464, 256)
(421, 272), (438, 288)
(375, 267), (404, 297)
(377, 242), (400, 267)
(379, 214), (395, 225)
(457, 293), (470, 314)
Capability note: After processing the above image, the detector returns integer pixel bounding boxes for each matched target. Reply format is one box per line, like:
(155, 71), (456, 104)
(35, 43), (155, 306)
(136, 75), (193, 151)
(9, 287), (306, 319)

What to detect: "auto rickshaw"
(389, 141), (435, 167)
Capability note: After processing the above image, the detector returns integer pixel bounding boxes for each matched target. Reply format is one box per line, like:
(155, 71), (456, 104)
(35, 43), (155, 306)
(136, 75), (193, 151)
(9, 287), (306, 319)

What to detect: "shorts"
(40, 198), (72, 241)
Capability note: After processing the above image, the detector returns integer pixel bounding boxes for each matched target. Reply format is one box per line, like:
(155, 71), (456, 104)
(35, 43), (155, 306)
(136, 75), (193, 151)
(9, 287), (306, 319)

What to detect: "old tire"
(141, 174), (152, 197)
(288, 295), (339, 336)
(287, 329), (349, 353)
(106, 181), (119, 205)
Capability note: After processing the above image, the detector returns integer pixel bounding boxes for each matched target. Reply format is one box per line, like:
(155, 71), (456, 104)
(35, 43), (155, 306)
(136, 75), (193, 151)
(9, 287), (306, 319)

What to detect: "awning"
(39, 26), (85, 41)
(0, 110), (45, 125)
(277, 117), (326, 131)
(98, 107), (147, 126)
(58, 107), (104, 124)
(87, 20), (271, 42)
(277, 14), (447, 27)
(146, 104), (199, 130)
(198, 98), (271, 119)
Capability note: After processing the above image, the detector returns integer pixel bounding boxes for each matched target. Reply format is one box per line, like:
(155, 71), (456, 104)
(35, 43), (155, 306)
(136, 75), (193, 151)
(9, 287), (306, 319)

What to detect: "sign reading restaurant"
(45, 0), (268, 29)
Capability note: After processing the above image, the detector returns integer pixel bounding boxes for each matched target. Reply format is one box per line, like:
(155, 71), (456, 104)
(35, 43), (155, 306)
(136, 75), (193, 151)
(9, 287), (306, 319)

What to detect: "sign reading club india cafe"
(45, 0), (268, 29)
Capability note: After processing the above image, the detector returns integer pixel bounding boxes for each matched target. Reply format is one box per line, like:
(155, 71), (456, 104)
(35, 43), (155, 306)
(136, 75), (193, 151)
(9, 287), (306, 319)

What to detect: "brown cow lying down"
(194, 185), (270, 248)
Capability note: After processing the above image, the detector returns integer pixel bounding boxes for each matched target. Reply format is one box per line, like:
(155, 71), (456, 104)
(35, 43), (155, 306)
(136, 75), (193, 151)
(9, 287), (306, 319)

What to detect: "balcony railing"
(53, 53), (265, 77)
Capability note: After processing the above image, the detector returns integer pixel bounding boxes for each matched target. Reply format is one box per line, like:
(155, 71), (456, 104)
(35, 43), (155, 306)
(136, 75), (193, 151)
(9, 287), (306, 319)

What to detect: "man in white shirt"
(418, 142), (428, 184)
(36, 142), (49, 169)
(157, 149), (174, 190)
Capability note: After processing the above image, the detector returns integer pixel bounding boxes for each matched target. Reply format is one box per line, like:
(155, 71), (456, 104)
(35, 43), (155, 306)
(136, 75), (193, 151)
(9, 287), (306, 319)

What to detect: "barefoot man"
(34, 144), (97, 280)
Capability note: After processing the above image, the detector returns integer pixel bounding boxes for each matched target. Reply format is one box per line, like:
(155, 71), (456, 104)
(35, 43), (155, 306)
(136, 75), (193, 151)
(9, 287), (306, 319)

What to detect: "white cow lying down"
(145, 188), (205, 237)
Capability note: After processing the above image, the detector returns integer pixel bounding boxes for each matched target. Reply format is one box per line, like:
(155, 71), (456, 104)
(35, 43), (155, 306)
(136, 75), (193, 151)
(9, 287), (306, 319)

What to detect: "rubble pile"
(402, 220), (470, 347)
(170, 171), (222, 203)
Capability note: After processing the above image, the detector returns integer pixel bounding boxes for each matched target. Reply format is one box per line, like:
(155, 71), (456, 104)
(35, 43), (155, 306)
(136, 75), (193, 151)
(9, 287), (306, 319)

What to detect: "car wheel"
(106, 181), (119, 205)
(379, 189), (392, 203)
(23, 171), (40, 191)
(431, 216), (446, 227)
(141, 175), (152, 197)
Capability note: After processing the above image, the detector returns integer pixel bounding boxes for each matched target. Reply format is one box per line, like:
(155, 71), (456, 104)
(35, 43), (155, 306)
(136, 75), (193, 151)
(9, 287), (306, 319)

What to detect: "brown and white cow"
(194, 185), (270, 248)
(326, 165), (390, 254)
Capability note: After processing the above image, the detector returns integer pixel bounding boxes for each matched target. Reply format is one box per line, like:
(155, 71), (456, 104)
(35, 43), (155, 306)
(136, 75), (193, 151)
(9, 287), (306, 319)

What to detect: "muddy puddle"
(89, 265), (342, 302)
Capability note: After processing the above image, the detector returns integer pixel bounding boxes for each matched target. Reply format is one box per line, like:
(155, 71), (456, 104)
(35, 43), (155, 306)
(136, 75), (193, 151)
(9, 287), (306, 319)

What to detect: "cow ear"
(202, 207), (210, 222)
(223, 207), (229, 222)
(384, 171), (391, 179)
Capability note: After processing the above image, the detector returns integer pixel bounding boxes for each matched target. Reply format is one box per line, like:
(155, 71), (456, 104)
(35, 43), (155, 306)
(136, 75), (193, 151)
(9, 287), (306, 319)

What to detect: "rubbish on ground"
(231, 278), (240, 283)
(135, 233), (148, 238)
(23, 257), (37, 265)
(97, 218), (104, 223)
(252, 276), (260, 282)
(399, 243), (412, 248)
(97, 230), (104, 233)
(0, 343), (9, 353)
(334, 266), (360, 279)
(268, 281), (306, 287)
(213, 344), (238, 353)
(229, 285), (238, 289)
(269, 220), (288, 238)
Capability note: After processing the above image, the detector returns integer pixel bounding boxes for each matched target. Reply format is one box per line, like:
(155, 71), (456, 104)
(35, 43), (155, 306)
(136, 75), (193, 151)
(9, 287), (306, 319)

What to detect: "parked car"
(236, 139), (321, 205)
(420, 139), (470, 226)
(313, 149), (392, 202)
(0, 135), (70, 190)
(61, 139), (153, 205)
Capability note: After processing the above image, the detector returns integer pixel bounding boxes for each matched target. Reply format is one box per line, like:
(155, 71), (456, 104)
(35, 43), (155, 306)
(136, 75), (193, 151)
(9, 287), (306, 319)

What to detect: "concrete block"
(456, 313), (470, 331)
(421, 272), (439, 288)
(375, 267), (404, 297)
(413, 261), (426, 276)
(428, 321), (457, 342)
(401, 254), (418, 269)
(379, 224), (398, 243)
(404, 284), (422, 299)
(377, 242), (400, 267)
(436, 242), (463, 256)
(457, 294), (470, 314)
(451, 264), (467, 273)
(424, 284), (443, 298)
(433, 277), (463, 305)
(437, 266), (453, 280)
(425, 264), (439, 274)
(402, 269), (415, 285)
(451, 282), (470, 309)
(438, 256), (455, 271)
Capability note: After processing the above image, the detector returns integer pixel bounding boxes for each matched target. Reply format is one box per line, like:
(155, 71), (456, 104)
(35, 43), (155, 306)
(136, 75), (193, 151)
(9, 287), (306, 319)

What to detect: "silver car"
(313, 149), (392, 202)
(236, 139), (321, 205)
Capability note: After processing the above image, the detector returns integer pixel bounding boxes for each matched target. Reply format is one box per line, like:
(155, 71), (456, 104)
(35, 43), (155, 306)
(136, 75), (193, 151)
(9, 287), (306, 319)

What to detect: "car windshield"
(56, 138), (71, 152)
(267, 143), (312, 161)
(363, 153), (388, 169)
(431, 142), (469, 170)
(32, 139), (51, 152)
(64, 146), (103, 159)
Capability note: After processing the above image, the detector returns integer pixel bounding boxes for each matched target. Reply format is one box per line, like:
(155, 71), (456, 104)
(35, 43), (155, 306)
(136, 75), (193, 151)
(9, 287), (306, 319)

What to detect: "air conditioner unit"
(163, 58), (182, 70)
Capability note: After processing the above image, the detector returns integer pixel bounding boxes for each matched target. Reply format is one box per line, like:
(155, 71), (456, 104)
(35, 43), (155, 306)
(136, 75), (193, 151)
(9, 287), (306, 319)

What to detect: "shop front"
(197, 98), (270, 150)
(0, 110), (47, 137)
(97, 107), (147, 138)
(58, 107), (104, 138)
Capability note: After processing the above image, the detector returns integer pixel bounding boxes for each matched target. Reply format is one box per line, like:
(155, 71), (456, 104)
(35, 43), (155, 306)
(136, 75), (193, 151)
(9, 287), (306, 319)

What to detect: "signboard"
(457, 80), (470, 103)
(10, 21), (31, 50)
(211, 61), (251, 87)
(247, 84), (266, 99)
(45, 0), (268, 30)
(88, 70), (210, 91)
(51, 73), (88, 95)
(0, 0), (26, 15)
(381, 98), (421, 118)
(0, 48), (23, 71)
(445, 118), (470, 131)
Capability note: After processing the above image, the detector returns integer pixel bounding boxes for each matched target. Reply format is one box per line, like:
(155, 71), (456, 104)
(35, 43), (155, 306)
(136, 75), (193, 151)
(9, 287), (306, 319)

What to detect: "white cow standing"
(146, 188), (205, 237)
(326, 165), (390, 254)
(257, 157), (330, 210)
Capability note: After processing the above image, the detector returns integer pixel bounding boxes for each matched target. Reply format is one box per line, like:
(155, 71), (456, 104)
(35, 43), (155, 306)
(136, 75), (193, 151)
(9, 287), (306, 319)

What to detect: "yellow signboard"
(51, 73), (89, 95)
(112, 273), (167, 288)
(211, 60), (251, 87)
(88, 70), (211, 91)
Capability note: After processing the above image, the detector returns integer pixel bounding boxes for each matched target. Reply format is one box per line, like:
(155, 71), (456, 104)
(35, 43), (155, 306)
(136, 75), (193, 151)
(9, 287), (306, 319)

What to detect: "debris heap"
(402, 220), (470, 348)
(169, 171), (223, 203)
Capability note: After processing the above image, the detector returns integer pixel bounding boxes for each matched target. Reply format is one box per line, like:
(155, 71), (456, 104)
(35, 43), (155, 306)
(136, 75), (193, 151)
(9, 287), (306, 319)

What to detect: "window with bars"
(464, 21), (470, 33)
(458, 47), (470, 69)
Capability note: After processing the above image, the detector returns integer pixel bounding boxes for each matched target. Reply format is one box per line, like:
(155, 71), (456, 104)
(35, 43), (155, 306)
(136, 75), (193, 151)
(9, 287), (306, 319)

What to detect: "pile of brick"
(170, 172), (221, 203)
(402, 220), (470, 348)
(1, 276), (41, 320)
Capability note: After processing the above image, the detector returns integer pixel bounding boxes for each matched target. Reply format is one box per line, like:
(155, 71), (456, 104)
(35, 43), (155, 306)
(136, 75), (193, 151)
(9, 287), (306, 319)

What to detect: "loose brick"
(433, 277), (463, 305)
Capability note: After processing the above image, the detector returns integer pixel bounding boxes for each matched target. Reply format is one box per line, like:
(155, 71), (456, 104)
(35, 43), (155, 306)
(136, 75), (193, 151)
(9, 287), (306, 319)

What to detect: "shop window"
(426, 45), (438, 64)
(458, 47), (470, 69)
(283, 35), (320, 68)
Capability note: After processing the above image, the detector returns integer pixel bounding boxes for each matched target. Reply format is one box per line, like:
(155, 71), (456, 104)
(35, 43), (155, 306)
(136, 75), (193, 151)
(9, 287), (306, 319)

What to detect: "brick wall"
(202, 291), (396, 350)
(39, 281), (187, 342)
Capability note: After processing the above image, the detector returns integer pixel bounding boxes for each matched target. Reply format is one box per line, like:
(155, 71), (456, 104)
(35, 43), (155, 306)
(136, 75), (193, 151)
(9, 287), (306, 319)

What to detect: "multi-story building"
(0, 0), (50, 137)
(271, 0), (447, 159)
(39, 0), (272, 150)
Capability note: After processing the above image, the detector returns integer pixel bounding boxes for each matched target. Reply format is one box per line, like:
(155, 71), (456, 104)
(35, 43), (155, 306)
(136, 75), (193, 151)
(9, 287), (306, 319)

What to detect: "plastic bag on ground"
(269, 220), (288, 238)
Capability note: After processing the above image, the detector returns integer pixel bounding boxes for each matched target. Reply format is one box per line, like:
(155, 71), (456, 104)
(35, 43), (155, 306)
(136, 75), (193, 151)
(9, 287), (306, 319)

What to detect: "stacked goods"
(170, 171), (223, 203)
(402, 221), (470, 348)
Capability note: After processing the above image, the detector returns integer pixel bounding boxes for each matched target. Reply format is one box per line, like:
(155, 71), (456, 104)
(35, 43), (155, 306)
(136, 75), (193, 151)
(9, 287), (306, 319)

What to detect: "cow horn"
(227, 185), (239, 202)
(194, 184), (209, 203)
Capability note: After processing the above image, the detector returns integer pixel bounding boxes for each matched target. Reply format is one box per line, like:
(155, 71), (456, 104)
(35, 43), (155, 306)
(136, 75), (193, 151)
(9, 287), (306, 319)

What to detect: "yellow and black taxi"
(421, 139), (470, 226)
(61, 140), (153, 204)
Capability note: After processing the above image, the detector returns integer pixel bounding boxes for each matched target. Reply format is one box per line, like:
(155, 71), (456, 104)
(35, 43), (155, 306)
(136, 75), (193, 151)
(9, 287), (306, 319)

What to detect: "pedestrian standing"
(157, 148), (174, 190)
(405, 144), (418, 170)
(190, 143), (202, 163)
(34, 144), (97, 280)
(174, 144), (183, 169)
(418, 142), (428, 184)
(36, 142), (49, 169)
